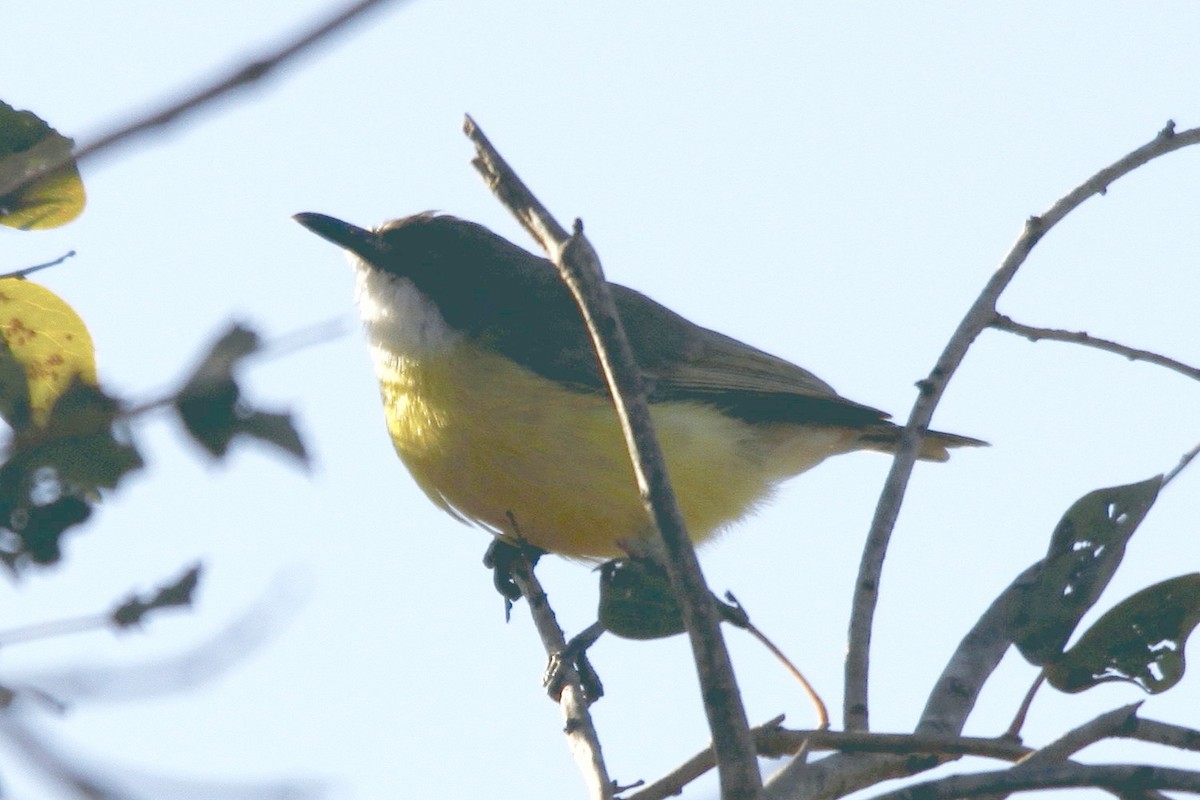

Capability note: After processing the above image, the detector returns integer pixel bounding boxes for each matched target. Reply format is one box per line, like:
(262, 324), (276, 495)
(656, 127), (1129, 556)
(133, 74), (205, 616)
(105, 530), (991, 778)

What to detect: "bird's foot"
(482, 536), (545, 620)
(545, 621), (606, 704)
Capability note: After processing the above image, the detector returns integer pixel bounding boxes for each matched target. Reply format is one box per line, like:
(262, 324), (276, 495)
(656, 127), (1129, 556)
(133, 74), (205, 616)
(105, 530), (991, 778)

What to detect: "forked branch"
(844, 120), (1200, 735)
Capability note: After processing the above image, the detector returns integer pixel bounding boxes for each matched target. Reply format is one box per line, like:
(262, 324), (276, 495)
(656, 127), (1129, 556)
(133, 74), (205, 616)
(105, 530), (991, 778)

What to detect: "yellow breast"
(371, 341), (855, 559)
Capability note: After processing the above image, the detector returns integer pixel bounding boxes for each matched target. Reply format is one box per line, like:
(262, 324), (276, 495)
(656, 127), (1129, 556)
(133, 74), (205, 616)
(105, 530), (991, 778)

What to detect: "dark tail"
(857, 425), (987, 462)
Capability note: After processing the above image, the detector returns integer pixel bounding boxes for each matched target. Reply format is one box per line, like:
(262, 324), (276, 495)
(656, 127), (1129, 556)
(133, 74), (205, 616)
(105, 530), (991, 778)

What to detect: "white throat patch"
(352, 257), (462, 359)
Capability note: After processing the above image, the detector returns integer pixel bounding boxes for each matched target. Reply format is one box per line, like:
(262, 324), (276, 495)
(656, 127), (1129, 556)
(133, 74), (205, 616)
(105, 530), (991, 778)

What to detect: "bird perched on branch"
(295, 212), (982, 560)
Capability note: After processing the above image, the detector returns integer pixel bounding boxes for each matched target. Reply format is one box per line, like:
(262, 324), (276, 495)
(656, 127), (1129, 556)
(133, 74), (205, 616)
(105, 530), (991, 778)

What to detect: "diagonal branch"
(631, 723), (1032, 800)
(506, 553), (613, 800)
(464, 116), (760, 800)
(843, 120), (1200, 733)
(975, 704), (1166, 800)
(991, 314), (1200, 382)
(1016, 703), (1142, 767)
(1122, 717), (1200, 753)
(0, 0), (403, 201)
(916, 563), (1040, 738)
(867, 763), (1200, 800)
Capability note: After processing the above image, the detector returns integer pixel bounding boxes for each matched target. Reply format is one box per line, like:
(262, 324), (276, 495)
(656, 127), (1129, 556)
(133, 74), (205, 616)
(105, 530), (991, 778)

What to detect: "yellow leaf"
(0, 102), (86, 230)
(0, 279), (96, 427)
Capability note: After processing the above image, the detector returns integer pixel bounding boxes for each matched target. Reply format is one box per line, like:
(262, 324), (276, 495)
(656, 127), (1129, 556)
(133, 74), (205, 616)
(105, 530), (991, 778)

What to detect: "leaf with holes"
(0, 335), (32, 431)
(0, 380), (141, 569)
(33, 379), (143, 491)
(1011, 476), (1162, 666)
(1046, 574), (1200, 694)
(0, 101), (85, 230)
(0, 278), (97, 429)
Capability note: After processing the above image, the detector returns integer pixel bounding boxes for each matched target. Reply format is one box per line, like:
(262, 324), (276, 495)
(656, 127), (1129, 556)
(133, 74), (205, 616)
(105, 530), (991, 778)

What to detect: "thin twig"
(255, 315), (349, 360)
(464, 116), (760, 799)
(0, 251), (76, 280)
(1163, 440), (1200, 488)
(0, 614), (108, 647)
(1005, 671), (1045, 738)
(124, 317), (346, 417)
(867, 763), (1200, 800)
(991, 314), (1200, 382)
(736, 616), (829, 730)
(0, 565), (199, 646)
(0, 0), (403, 201)
(506, 551), (613, 800)
(844, 120), (1200, 733)
(1018, 703), (1142, 767)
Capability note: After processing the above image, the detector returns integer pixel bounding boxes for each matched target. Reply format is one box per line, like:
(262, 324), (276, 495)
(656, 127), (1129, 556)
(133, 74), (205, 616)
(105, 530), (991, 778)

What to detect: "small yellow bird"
(295, 212), (981, 560)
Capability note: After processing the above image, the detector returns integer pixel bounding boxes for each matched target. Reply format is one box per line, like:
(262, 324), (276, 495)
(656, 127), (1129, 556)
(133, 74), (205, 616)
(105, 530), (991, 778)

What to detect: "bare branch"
(0, 715), (120, 799)
(1122, 718), (1200, 753)
(0, 613), (108, 648)
(463, 115), (569, 247)
(767, 731), (1028, 761)
(505, 552), (613, 800)
(991, 314), (1200, 382)
(464, 116), (760, 799)
(982, 706), (1171, 800)
(974, 705), (1163, 800)
(844, 120), (1200, 732)
(1018, 703), (1142, 767)
(867, 763), (1200, 800)
(0, 0), (403, 201)
(627, 717), (786, 800)
(631, 722), (1034, 800)
(917, 563), (1041, 737)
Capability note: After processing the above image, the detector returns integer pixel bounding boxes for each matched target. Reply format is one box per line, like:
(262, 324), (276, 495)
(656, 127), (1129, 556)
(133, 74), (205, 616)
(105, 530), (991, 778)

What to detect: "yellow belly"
(374, 341), (854, 559)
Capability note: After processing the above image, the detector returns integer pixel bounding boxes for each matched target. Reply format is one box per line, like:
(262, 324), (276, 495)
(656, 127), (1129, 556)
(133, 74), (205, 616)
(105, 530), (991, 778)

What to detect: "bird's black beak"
(293, 212), (387, 262)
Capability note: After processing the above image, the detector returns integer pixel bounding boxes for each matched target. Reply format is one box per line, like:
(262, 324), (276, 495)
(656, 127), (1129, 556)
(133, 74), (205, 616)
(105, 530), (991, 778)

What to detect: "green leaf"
(0, 101), (85, 230)
(11, 495), (92, 565)
(174, 324), (308, 464)
(1011, 476), (1162, 666)
(37, 379), (142, 491)
(235, 409), (308, 462)
(0, 380), (141, 569)
(175, 325), (261, 457)
(1046, 574), (1200, 694)
(598, 558), (686, 640)
(111, 564), (203, 627)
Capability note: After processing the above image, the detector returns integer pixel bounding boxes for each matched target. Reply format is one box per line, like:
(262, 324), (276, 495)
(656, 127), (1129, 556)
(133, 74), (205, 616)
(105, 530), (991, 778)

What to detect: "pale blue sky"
(4, 3), (1200, 798)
